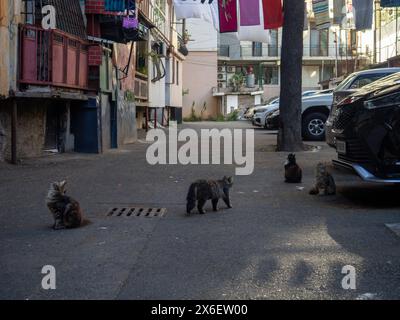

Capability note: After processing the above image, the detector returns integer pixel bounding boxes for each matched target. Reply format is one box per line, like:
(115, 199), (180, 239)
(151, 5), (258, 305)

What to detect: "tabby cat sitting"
(309, 163), (336, 196)
(46, 181), (86, 230)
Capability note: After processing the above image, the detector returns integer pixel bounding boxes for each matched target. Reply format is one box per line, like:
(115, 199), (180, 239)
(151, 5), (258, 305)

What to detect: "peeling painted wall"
(0, 0), (21, 98)
(0, 101), (47, 161)
(116, 91), (137, 145)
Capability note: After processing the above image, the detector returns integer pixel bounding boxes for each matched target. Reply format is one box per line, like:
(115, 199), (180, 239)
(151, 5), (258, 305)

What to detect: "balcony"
(18, 25), (89, 91)
(218, 45), (230, 57)
(138, 0), (151, 18)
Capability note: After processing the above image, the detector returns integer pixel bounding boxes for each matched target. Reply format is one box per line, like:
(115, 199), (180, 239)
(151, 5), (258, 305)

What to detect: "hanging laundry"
(341, 1), (355, 29)
(381, 0), (400, 7)
(173, 0), (219, 30)
(239, 0), (260, 26)
(312, 0), (331, 30)
(218, 0), (238, 33)
(104, 0), (126, 12)
(262, 0), (283, 29)
(333, 0), (345, 25)
(238, 0), (270, 43)
(352, 0), (373, 30)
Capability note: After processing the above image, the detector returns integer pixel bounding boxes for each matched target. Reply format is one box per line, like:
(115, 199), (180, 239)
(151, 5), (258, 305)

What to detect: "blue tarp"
(105, 0), (126, 12)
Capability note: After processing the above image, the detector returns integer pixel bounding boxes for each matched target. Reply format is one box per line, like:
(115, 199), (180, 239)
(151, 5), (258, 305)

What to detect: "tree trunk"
(277, 0), (305, 152)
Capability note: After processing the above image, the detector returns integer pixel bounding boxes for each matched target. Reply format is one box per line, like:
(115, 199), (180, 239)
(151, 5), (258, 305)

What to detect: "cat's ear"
(51, 182), (58, 189)
(60, 180), (67, 188)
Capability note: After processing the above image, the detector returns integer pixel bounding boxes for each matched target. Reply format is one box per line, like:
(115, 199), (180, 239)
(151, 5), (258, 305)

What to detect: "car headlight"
(364, 92), (400, 110)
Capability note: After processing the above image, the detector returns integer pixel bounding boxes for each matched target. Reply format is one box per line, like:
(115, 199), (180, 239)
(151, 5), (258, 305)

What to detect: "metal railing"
(218, 44), (371, 59)
(18, 25), (90, 90)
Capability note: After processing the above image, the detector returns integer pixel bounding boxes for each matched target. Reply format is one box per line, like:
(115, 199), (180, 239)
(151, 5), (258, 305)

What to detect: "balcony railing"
(218, 45), (230, 57)
(138, 0), (151, 18)
(19, 25), (89, 91)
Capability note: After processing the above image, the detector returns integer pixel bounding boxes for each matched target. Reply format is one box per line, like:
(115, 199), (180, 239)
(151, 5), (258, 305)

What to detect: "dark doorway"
(71, 99), (99, 153)
(110, 100), (118, 149)
(44, 103), (66, 151)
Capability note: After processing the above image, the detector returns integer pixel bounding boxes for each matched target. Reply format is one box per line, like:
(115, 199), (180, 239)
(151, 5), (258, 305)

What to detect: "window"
(264, 66), (279, 85)
(349, 74), (389, 89)
(21, 0), (35, 24)
(268, 30), (279, 57)
(310, 25), (328, 56)
(252, 42), (262, 57)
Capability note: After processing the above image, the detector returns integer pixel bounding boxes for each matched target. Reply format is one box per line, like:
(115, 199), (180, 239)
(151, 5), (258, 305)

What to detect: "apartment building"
(182, 19), (219, 119)
(0, 0), (185, 162)
(216, 0), (373, 106)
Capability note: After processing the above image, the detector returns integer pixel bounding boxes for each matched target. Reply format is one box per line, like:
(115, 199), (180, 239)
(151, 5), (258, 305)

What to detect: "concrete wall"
(100, 93), (111, 151)
(183, 51), (218, 119)
(117, 91), (137, 145)
(0, 0), (21, 98)
(0, 100), (47, 160)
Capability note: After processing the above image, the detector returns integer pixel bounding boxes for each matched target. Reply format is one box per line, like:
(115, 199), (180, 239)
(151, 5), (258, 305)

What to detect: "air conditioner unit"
(218, 66), (226, 73)
(227, 66), (235, 73)
(218, 74), (224, 80)
(218, 82), (226, 89)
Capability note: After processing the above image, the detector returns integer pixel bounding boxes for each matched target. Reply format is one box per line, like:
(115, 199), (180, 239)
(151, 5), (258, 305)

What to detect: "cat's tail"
(186, 183), (197, 214)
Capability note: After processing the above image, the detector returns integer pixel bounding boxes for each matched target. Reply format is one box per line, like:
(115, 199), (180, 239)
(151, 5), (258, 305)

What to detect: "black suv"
(331, 72), (400, 183)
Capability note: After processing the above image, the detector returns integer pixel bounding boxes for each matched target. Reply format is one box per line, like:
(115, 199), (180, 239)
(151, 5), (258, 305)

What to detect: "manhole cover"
(107, 207), (167, 218)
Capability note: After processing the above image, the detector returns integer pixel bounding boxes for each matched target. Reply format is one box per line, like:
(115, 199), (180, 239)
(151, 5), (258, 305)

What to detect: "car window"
(349, 73), (390, 89)
(336, 74), (358, 91)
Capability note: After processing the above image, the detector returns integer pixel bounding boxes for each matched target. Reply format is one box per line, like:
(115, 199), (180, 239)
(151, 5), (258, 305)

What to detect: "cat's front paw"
(53, 223), (66, 230)
(198, 210), (206, 215)
(228, 205), (233, 209)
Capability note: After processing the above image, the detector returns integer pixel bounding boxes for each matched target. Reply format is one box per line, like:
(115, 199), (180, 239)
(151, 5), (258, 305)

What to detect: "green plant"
(229, 73), (244, 92)
(182, 89), (190, 96)
(125, 90), (135, 102)
(183, 102), (202, 122)
(200, 102), (207, 119)
(226, 110), (239, 121)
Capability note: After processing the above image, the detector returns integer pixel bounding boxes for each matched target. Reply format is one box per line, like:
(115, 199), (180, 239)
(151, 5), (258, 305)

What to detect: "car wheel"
(302, 112), (327, 141)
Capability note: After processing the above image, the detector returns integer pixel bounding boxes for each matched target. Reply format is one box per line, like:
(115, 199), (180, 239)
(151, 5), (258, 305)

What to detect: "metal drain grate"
(107, 207), (167, 218)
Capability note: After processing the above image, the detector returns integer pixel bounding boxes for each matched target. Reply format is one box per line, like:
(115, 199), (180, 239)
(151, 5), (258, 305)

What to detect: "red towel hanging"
(218, 0), (238, 33)
(263, 0), (284, 29)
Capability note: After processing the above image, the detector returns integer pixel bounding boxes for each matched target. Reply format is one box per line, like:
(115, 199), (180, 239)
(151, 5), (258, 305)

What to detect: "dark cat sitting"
(285, 153), (302, 183)
(46, 180), (86, 230)
(187, 176), (234, 214)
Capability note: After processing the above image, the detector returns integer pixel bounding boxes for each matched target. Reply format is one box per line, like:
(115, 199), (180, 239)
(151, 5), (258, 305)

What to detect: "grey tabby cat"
(309, 163), (336, 196)
(187, 176), (234, 214)
(46, 180), (84, 230)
